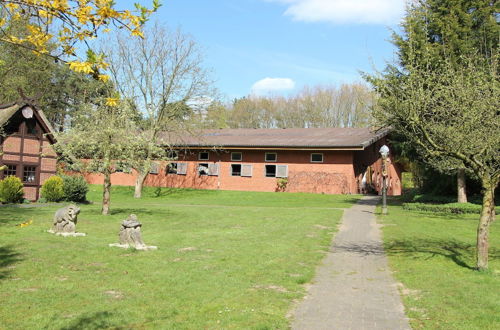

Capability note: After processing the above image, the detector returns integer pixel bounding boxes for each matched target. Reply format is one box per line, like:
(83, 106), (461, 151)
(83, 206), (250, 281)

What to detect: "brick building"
(0, 101), (57, 201)
(85, 127), (402, 195)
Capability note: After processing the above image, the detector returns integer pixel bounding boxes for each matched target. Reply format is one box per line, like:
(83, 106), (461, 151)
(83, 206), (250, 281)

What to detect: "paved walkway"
(292, 196), (410, 330)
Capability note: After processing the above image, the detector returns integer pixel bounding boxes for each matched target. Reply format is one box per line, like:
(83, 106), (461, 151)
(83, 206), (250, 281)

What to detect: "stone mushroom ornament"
(109, 214), (157, 250)
(48, 204), (86, 237)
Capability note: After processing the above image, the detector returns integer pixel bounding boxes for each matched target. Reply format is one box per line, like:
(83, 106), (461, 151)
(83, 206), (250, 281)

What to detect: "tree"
(0, 0), (160, 77)
(390, 0), (499, 203)
(54, 101), (138, 215)
(0, 18), (112, 129)
(102, 23), (211, 198)
(212, 83), (374, 129)
(367, 36), (499, 270)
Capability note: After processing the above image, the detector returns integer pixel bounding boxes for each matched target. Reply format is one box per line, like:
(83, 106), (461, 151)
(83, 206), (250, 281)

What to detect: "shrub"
(37, 197), (47, 204)
(0, 176), (24, 203)
(62, 175), (88, 202)
(41, 176), (65, 202)
(402, 202), (500, 215)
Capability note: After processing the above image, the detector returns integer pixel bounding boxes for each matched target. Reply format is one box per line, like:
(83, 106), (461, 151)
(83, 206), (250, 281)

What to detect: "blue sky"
(147, 0), (405, 99)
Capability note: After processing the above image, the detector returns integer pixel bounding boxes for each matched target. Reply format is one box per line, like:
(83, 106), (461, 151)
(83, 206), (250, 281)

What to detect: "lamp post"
(379, 145), (390, 215)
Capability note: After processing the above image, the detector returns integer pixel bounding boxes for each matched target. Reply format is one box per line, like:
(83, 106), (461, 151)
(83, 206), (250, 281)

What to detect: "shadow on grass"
(385, 238), (500, 270)
(59, 311), (119, 330)
(0, 245), (23, 280)
(109, 207), (179, 217)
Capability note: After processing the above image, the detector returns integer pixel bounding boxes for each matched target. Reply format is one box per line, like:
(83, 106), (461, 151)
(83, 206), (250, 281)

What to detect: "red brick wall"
(84, 149), (359, 194)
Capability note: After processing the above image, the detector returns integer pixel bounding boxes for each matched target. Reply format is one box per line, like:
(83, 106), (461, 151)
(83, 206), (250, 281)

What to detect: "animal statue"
(52, 204), (81, 234)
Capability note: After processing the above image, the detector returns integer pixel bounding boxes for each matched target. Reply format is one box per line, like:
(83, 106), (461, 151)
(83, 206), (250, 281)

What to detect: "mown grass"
(0, 186), (357, 329)
(380, 198), (500, 330)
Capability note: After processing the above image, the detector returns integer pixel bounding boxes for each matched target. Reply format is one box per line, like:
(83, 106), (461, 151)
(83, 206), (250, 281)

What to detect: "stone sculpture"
(48, 204), (85, 236)
(109, 214), (157, 250)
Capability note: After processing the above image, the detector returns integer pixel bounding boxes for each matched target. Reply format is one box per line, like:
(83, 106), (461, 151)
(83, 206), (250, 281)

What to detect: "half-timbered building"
(0, 101), (57, 201)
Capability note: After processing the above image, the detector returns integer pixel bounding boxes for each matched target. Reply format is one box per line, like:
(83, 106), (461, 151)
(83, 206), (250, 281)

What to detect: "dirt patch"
(178, 247), (197, 253)
(253, 284), (288, 293)
(104, 290), (124, 299)
(19, 288), (38, 292)
(314, 224), (330, 230)
(396, 282), (422, 299)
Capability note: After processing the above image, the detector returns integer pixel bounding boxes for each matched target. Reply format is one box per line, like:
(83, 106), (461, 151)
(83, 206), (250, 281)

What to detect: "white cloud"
(251, 77), (296, 94)
(268, 0), (406, 25)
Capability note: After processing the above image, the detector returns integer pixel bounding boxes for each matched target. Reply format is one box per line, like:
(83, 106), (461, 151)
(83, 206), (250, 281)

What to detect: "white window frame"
(265, 152), (277, 162)
(310, 153), (324, 163)
(198, 152), (209, 161)
(231, 152), (242, 161)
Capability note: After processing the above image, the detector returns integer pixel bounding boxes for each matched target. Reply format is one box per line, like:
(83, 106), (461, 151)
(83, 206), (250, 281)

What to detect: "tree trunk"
(457, 169), (467, 203)
(476, 180), (496, 270)
(102, 172), (111, 215)
(134, 170), (148, 198)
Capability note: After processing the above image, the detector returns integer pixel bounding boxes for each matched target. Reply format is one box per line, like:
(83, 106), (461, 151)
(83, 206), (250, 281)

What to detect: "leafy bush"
(0, 176), (24, 203)
(41, 176), (65, 202)
(402, 202), (499, 215)
(62, 175), (88, 202)
(37, 197), (47, 203)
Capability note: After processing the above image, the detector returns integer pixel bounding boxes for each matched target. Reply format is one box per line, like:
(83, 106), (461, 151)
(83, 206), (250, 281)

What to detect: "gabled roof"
(0, 101), (56, 142)
(161, 127), (389, 150)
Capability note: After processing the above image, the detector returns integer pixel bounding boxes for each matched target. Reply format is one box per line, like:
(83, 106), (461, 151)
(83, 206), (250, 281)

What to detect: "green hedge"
(402, 202), (499, 215)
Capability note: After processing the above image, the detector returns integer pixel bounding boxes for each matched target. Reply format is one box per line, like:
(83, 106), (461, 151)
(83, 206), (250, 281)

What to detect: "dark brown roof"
(0, 101), (56, 141)
(161, 127), (389, 150)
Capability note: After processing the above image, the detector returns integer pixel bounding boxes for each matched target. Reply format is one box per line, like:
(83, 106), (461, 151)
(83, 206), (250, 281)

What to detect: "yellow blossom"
(105, 97), (119, 107)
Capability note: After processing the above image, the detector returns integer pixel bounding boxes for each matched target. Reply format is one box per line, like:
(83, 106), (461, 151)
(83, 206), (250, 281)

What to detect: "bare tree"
(102, 23), (212, 198)
(218, 83), (374, 129)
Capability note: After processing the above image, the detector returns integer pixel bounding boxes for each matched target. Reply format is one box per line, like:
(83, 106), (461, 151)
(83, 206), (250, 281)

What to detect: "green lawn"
(0, 186), (357, 329)
(380, 199), (500, 330)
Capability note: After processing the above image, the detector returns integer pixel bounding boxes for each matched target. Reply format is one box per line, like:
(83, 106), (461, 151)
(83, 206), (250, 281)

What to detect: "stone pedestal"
(109, 214), (157, 250)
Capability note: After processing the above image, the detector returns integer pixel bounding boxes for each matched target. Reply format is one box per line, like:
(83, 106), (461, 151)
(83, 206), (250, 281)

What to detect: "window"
(198, 152), (209, 160)
(265, 164), (288, 178)
(5, 164), (16, 176)
(150, 162), (159, 174)
(23, 166), (36, 183)
(311, 153), (324, 163)
(231, 164), (241, 176)
(231, 152), (242, 161)
(166, 162), (178, 174)
(177, 163), (188, 175)
(167, 150), (178, 160)
(26, 119), (38, 135)
(198, 163), (209, 175)
(241, 164), (253, 177)
(265, 165), (276, 177)
(265, 152), (277, 162)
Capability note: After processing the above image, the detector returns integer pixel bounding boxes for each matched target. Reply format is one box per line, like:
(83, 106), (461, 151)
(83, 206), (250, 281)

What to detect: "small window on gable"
(23, 166), (36, 183)
(5, 164), (17, 176)
(26, 119), (38, 136)
(199, 152), (209, 160)
(311, 153), (324, 163)
(231, 164), (241, 176)
(231, 152), (242, 161)
(167, 162), (178, 174)
(265, 152), (277, 162)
